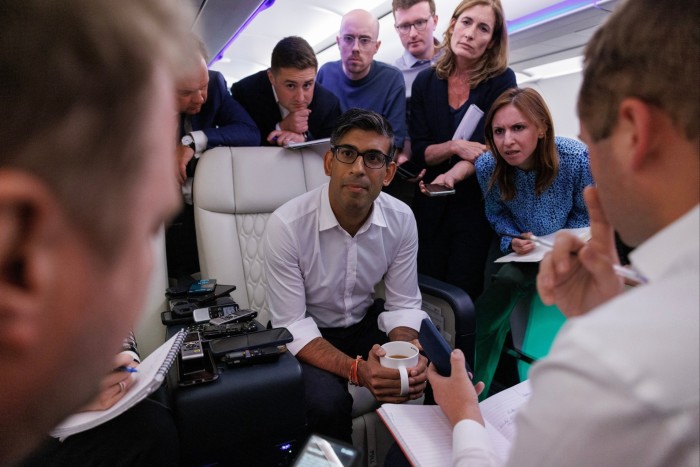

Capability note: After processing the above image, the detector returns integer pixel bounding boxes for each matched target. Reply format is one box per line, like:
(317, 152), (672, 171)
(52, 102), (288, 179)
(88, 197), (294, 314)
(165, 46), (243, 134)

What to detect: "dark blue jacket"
(232, 70), (341, 146)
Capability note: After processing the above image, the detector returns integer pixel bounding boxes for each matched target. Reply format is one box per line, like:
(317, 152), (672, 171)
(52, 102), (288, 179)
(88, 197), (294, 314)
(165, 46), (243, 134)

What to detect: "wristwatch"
(181, 134), (196, 151)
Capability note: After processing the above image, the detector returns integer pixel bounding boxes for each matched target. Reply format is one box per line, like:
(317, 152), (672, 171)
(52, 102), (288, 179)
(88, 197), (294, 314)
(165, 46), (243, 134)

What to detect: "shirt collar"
(629, 204), (700, 283)
(400, 38), (441, 68)
(319, 183), (388, 234)
(270, 82), (290, 119)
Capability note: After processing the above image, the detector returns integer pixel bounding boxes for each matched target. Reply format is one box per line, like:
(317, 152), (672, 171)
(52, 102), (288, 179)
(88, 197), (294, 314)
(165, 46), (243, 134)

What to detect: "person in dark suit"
(168, 37), (260, 280)
(232, 36), (341, 147)
(409, 0), (516, 300)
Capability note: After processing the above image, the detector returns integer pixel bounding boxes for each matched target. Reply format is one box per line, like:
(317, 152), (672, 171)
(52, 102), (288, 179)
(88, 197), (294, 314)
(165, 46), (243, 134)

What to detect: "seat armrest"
(418, 274), (476, 371)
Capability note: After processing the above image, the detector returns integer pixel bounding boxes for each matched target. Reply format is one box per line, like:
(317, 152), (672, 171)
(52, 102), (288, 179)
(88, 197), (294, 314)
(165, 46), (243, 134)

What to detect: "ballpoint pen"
(499, 232), (648, 284)
(115, 366), (139, 373)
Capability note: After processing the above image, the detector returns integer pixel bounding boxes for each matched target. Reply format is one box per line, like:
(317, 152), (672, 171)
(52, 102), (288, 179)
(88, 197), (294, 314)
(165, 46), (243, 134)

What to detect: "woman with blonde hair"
(410, 0), (516, 300)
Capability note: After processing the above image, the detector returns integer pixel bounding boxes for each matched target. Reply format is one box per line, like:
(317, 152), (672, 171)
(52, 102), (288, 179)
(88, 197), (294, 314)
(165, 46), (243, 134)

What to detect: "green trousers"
(474, 262), (539, 399)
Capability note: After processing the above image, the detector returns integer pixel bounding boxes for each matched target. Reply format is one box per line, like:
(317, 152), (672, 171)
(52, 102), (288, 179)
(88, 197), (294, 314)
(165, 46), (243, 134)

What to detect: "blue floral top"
(475, 136), (593, 253)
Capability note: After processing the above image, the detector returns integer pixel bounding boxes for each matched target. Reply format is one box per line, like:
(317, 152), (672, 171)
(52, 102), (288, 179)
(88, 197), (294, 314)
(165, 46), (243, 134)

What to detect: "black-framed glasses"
(395, 17), (431, 35)
(340, 35), (376, 50)
(331, 145), (391, 169)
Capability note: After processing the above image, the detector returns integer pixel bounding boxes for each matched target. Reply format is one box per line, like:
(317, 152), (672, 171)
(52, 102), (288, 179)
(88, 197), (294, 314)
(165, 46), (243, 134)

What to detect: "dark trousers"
(413, 194), (493, 300)
(473, 262), (539, 398)
(20, 398), (179, 467)
(300, 302), (388, 444)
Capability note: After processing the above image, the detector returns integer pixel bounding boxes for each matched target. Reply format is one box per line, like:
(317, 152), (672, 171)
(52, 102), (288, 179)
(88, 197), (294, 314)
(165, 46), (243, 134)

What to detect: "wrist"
(349, 355), (363, 387)
(181, 133), (196, 152)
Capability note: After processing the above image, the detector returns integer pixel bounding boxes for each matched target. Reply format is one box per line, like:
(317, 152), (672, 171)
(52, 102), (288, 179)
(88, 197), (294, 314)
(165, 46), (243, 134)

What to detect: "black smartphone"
(424, 183), (456, 197)
(187, 279), (217, 295)
(419, 318), (471, 377)
(177, 347), (219, 387)
(209, 328), (293, 356)
(293, 433), (361, 467)
(396, 160), (423, 180)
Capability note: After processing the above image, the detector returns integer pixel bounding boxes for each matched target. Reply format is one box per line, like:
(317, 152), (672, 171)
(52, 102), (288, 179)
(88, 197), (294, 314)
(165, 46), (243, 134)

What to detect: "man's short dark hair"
(330, 108), (396, 160)
(392, 0), (436, 15)
(270, 36), (318, 73)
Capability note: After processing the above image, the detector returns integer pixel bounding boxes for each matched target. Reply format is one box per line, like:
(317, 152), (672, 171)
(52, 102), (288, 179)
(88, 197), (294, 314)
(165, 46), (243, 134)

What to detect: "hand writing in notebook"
(79, 352), (137, 412)
(427, 348), (485, 427)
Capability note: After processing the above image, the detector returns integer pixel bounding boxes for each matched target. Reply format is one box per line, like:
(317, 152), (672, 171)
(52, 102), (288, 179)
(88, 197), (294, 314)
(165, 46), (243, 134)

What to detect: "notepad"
(495, 227), (591, 263)
(50, 330), (186, 440)
(377, 380), (531, 466)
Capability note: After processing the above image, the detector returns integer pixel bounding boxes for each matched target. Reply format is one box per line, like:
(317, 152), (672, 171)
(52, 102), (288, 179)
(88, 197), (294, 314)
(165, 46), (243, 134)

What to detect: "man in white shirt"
(427, 0), (700, 465)
(263, 109), (429, 443)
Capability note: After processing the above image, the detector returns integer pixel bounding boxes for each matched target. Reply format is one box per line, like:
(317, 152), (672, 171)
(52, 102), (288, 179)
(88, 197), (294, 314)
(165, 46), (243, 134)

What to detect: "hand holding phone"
(423, 183), (456, 197)
(419, 318), (471, 377)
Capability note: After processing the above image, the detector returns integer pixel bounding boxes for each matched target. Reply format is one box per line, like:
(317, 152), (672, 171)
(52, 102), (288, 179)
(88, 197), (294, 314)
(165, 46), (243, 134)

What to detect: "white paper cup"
(380, 341), (420, 396)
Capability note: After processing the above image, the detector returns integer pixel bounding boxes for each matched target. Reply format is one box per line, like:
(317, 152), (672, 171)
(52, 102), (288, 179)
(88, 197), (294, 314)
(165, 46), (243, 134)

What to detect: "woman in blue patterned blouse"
(421, 87), (593, 396)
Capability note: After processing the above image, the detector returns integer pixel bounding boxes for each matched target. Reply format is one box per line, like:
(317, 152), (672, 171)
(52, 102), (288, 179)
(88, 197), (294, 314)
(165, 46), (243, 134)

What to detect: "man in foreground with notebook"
(427, 0), (699, 464)
(0, 0), (191, 464)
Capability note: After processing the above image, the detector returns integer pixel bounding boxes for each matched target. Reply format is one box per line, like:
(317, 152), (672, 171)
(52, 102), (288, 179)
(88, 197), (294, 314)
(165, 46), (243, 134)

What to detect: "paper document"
(377, 380), (531, 466)
(50, 330), (185, 440)
(495, 227), (591, 263)
(452, 104), (484, 141)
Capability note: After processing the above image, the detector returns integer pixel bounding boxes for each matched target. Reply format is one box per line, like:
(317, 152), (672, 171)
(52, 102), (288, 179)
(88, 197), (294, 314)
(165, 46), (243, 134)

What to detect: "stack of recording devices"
(177, 299), (293, 387)
(162, 280), (238, 324)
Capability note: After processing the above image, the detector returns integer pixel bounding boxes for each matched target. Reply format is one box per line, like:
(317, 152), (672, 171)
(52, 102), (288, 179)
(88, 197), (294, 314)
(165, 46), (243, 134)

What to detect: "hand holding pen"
(80, 352), (138, 412)
(536, 187), (633, 318)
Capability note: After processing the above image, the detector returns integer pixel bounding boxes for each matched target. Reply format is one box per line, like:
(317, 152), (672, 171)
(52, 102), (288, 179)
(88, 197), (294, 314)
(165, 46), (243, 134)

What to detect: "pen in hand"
(115, 366), (138, 373)
(499, 232), (648, 285)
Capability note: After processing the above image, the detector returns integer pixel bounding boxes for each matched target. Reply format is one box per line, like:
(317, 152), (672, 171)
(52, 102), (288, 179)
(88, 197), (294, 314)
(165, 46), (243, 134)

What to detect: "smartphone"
(177, 347), (219, 387)
(187, 279), (217, 295)
(192, 303), (240, 323)
(293, 434), (361, 467)
(209, 327), (293, 356)
(419, 318), (472, 377)
(208, 308), (258, 326)
(424, 183), (456, 197)
(396, 160), (423, 180)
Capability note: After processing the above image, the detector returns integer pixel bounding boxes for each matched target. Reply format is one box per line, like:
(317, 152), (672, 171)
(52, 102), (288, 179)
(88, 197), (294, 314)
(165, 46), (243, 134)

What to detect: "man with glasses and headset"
(317, 10), (408, 166)
(263, 108), (429, 443)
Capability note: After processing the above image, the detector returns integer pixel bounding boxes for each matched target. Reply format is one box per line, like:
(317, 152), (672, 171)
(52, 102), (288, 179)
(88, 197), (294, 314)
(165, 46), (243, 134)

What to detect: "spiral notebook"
(50, 329), (186, 440)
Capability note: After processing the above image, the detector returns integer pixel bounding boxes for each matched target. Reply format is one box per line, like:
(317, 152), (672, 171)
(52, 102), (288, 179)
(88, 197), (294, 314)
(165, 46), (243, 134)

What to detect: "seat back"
(193, 144), (329, 326)
(193, 145), (476, 467)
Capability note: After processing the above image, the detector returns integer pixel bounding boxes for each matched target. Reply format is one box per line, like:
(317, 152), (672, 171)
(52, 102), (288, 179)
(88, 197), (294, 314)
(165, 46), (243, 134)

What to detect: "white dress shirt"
(453, 205), (700, 466)
(263, 183), (428, 355)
